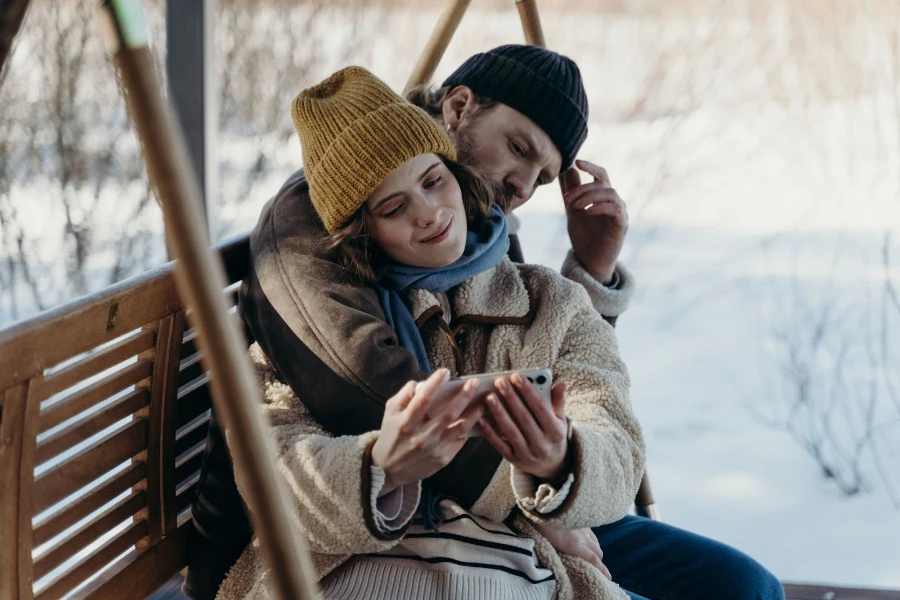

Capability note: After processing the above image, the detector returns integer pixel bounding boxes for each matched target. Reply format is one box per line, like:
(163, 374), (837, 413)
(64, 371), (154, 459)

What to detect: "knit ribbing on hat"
(443, 45), (588, 172)
(292, 66), (457, 233)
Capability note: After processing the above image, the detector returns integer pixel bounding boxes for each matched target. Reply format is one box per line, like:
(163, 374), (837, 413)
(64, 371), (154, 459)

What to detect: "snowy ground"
(3, 0), (899, 589)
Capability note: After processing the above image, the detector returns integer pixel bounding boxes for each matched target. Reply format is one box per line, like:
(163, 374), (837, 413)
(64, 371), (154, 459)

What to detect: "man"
(186, 45), (783, 600)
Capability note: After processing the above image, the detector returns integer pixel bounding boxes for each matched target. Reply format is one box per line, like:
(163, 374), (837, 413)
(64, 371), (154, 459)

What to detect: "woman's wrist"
(532, 441), (572, 483)
(378, 472), (399, 497)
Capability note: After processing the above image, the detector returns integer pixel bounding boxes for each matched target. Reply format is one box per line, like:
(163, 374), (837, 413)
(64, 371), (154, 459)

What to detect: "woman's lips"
(421, 218), (453, 244)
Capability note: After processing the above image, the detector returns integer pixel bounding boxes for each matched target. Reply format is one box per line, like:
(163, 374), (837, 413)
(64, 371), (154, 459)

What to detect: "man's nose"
(505, 169), (539, 203)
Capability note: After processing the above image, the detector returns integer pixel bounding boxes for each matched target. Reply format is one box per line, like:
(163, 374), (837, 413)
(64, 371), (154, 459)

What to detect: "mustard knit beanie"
(292, 66), (458, 233)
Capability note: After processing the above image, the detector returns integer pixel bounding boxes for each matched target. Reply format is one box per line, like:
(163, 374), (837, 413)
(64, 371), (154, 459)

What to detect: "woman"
(218, 66), (644, 600)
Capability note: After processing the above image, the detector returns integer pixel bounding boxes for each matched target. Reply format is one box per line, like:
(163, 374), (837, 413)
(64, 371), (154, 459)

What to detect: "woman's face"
(365, 153), (468, 268)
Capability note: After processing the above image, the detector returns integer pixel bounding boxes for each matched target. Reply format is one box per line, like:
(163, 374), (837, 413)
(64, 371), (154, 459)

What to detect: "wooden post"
(165, 0), (216, 235)
(100, 2), (320, 599)
(0, 381), (39, 600)
(514, 0), (546, 47)
(403, 0), (471, 96)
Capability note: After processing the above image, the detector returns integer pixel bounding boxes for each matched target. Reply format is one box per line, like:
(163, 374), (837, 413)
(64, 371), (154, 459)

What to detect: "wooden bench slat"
(39, 330), (156, 403)
(36, 389), (151, 465)
(34, 462), (148, 547)
(175, 413), (210, 456)
(36, 519), (150, 600)
(34, 419), (149, 515)
(39, 360), (154, 433)
(66, 523), (190, 600)
(177, 352), (205, 389)
(34, 490), (147, 580)
(175, 375), (211, 428)
(175, 472), (201, 515)
(174, 441), (205, 487)
(179, 328), (198, 361)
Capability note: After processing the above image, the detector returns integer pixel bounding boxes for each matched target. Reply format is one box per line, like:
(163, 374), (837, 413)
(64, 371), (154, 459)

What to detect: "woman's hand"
(533, 524), (611, 580)
(371, 369), (485, 495)
(480, 374), (570, 481)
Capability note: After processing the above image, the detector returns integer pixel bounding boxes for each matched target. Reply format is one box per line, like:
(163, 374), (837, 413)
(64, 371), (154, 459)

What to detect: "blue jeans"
(592, 516), (785, 600)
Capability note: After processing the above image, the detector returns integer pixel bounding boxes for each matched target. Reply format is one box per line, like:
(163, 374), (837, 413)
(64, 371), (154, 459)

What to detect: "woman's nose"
(414, 200), (442, 228)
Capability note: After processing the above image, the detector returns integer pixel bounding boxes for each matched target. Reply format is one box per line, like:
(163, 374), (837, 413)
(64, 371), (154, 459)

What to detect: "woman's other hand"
(481, 375), (570, 481)
(372, 369), (485, 495)
(533, 524), (611, 580)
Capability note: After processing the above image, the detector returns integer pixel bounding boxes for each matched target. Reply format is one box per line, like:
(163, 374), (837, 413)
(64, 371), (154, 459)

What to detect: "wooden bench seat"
(0, 234), (249, 600)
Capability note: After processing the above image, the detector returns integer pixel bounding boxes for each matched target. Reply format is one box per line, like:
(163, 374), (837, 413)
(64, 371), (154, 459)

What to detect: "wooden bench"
(0, 234), (249, 600)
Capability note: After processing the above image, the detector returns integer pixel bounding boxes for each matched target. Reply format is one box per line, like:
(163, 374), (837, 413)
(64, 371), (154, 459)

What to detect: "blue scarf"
(375, 204), (508, 373)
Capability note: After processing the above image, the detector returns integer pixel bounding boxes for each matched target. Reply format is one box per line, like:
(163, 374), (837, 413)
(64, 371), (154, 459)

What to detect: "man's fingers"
(560, 166), (582, 195)
(574, 159), (610, 185)
(583, 201), (627, 221)
(595, 558), (612, 580)
(563, 181), (615, 205)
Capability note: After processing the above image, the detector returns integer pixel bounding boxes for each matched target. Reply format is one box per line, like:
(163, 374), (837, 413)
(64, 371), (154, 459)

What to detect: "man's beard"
(454, 125), (515, 212)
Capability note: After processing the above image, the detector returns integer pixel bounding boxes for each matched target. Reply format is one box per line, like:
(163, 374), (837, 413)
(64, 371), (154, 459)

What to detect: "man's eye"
(424, 176), (442, 189)
(511, 140), (526, 157)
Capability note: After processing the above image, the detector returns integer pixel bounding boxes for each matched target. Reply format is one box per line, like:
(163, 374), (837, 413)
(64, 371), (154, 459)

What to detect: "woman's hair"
(326, 157), (496, 283)
(406, 84), (497, 118)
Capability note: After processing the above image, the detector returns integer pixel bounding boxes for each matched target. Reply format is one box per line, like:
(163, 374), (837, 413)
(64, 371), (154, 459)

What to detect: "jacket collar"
(408, 256), (534, 330)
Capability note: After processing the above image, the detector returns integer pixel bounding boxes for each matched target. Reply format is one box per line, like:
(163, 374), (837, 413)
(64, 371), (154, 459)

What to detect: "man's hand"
(561, 160), (628, 284)
(533, 524), (612, 580)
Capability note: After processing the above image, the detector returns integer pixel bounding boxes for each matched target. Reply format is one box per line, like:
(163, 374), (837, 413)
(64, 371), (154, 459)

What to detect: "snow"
(2, 0), (899, 590)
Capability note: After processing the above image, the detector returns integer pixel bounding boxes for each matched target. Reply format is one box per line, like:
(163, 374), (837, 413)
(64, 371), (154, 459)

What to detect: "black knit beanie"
(442, 44), (588, 172)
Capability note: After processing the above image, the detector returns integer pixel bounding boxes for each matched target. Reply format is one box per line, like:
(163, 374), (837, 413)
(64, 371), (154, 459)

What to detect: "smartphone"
(423, 368), (553, 437)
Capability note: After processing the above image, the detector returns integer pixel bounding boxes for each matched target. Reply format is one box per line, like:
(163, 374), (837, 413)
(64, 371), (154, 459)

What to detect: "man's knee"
(719, 550), (785, 600)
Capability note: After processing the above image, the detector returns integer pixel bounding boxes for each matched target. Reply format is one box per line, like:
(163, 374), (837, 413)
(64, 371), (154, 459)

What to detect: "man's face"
(453, 103), (563, 212)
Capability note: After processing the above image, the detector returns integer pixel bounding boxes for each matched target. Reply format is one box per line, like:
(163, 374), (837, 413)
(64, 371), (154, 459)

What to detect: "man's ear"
(441, 86), (477, 133)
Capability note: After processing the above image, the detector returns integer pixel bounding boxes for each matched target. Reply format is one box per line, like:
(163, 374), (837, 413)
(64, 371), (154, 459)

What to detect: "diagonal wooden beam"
(404, 0), (471, 95)
(99, 2), (319, 598)
(515, 0), (546, 47)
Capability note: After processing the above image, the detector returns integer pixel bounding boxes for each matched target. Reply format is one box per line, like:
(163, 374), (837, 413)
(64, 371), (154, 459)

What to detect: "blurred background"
(1, 0), (898, 587)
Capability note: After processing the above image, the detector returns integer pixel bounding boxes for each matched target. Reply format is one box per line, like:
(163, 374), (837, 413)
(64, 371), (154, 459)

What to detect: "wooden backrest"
(0, 234), (250, 600)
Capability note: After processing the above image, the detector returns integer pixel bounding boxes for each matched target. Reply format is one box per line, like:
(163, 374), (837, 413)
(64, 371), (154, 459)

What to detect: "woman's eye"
(424, 176), (442, 189)
(382, 205), (402, 218)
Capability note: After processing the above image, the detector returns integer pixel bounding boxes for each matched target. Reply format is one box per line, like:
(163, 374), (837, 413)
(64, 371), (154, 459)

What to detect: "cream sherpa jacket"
(217, 255), (645, 600)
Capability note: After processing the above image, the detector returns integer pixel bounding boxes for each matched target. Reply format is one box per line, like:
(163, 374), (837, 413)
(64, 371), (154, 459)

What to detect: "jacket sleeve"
(560, 249), (635, 326)
(226, 343), (420, 556)
(518, 301), (645, 530)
